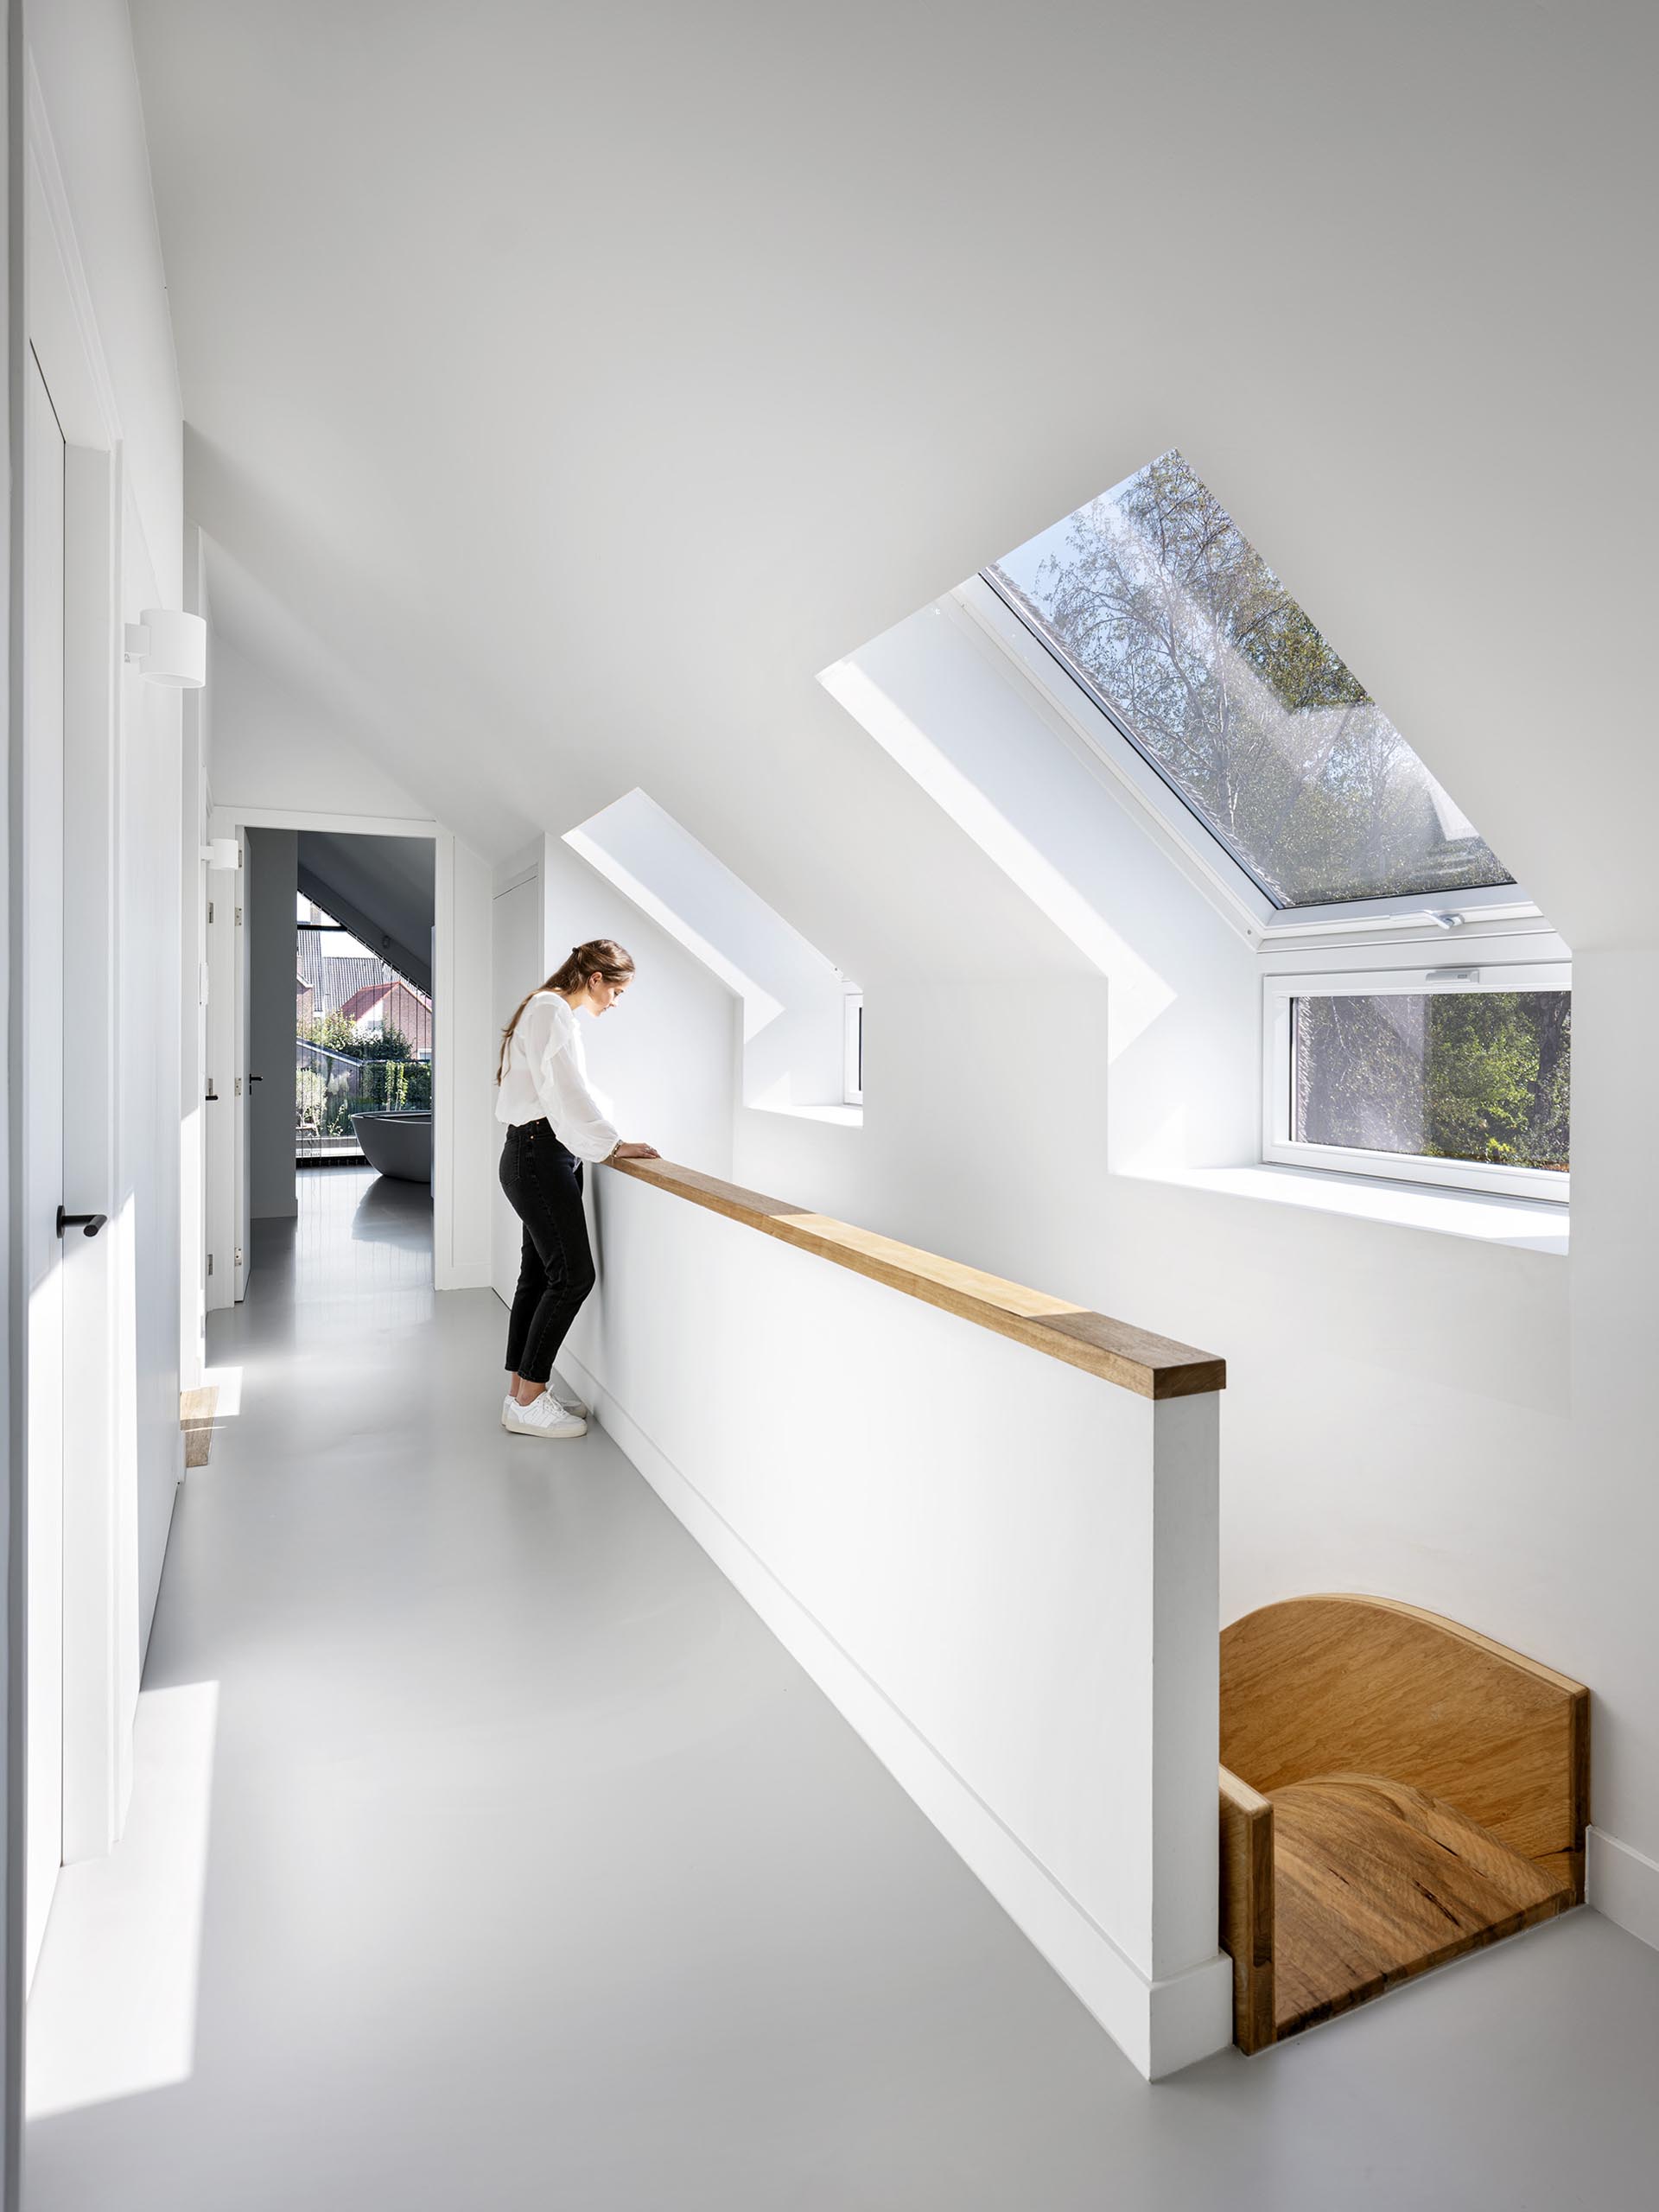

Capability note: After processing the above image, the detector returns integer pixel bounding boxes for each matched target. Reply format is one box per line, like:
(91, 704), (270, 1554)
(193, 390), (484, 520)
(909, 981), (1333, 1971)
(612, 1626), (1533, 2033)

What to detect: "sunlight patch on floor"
(200, 1364), (244, 1418)
(26, 1681), (219, 2120)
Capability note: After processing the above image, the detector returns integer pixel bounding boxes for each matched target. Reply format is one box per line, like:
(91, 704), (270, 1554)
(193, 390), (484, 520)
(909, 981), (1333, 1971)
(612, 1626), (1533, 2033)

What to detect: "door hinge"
(235, 1076), (243, 1096)
(235, 1245), (244, 1269)
(235, 906), (244, 926)
(207, 1252), (214, 1275)
(207, 899), (214, 924)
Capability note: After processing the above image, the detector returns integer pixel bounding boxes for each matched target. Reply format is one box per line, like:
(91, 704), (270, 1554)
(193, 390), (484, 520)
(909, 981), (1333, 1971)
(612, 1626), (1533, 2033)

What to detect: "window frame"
(1262, 959), (1572, 1204)
(960, 572), (1541, 945)
(843, 993), (864, 1107)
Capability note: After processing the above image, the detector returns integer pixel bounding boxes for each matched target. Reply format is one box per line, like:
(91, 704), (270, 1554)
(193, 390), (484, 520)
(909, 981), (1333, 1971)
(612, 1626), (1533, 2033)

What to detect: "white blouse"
(495, 992), (620, 1162)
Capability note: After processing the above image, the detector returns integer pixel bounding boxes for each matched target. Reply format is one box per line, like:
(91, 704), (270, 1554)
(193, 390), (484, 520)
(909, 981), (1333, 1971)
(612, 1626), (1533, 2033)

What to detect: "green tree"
(1295, 991), (1570, 1172)
(299, 1007), (361, 1052)
(355, 1027), (415, 1063)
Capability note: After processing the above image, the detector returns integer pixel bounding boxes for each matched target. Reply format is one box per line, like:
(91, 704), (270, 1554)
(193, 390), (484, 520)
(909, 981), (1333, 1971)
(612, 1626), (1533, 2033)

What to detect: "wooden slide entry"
(1217, 1596), (1588, 2051)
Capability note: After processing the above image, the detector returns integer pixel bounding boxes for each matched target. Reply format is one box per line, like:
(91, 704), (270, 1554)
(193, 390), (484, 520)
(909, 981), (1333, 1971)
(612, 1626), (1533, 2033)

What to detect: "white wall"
(29, 3), (190, 1684)
(208, 634), (432, 826)
(726, 598), (1595, 1896)
(568, 790), (852, 1118)
(116, 0), (1659, 1953)
(205, 643), (499, 1294)
(1567, 949), (1659, 1871)
(543, 832), (738, 1182)
(245, 827), (296, 1220)
(431, 833), (496, 1292)
(491, 843), (543, 1306)
(2, 16), (16, 2177)
(31, 0), (181, 609)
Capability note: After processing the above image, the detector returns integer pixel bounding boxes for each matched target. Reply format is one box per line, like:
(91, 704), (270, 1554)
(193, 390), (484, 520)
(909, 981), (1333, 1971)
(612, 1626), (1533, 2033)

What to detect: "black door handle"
(58, 1208), (107, 1239)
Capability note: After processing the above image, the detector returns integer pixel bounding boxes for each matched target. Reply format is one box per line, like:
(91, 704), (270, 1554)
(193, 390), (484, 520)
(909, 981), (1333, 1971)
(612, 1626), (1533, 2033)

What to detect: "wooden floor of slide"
(1268, 1772), (1574, 2037)
(1218, 1596), (1589, 2053)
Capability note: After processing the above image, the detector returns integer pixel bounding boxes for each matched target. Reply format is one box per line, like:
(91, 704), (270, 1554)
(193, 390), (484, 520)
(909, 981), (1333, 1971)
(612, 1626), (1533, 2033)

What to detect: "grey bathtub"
(351, 1109), (433, 1184)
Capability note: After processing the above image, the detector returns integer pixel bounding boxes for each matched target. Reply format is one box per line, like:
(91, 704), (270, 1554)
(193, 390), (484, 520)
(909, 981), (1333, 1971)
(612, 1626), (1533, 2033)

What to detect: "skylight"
(985, 450), (1513, 911)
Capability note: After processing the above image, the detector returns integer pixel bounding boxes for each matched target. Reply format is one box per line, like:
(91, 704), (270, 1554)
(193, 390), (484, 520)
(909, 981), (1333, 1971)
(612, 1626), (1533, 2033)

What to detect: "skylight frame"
(964, 569), (1539, 945)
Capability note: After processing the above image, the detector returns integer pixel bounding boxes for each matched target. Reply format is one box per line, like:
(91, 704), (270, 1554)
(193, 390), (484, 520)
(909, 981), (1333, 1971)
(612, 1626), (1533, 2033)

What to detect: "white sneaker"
(502, 1385), (588, 1426)
(502, 1391), (587, 1440)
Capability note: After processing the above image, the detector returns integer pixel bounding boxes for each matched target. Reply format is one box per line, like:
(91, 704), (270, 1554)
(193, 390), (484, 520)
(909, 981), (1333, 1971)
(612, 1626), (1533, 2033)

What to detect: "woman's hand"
(610, 1141), (660, 1161)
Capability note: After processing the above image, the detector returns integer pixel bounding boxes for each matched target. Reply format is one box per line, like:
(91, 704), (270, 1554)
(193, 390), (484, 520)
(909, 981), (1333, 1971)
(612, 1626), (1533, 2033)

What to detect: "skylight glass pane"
(1293, 989), (1569, 1171)
(988, 451), (1514, 909)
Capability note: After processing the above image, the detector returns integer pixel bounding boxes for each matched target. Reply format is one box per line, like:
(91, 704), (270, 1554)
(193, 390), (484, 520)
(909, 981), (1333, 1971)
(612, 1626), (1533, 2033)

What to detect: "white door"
(235, 861), (251, 1300)
(204, 830), (251, 1306)
(24, 346), (67, 1986)
(491, 875), (541, 1303)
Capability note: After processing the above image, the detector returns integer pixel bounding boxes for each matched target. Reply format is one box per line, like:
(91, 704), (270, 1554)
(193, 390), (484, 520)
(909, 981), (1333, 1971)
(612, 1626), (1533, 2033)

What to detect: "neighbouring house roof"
(338, 978), (434, 1023)
(300, 950), (388, 1017)
(338, 982), (388, 1022)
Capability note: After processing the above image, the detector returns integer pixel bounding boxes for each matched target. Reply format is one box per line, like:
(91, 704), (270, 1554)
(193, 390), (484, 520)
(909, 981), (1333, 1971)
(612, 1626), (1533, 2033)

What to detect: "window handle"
(57, 1208), (108, 1239)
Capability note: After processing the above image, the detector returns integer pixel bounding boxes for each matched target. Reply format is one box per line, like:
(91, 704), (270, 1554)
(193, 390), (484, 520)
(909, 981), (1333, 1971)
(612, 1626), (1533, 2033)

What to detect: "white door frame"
(203, 819), (243, 1312)
(203, 804), (469, 1286)
(22, 60), (134, 1902)
(179, 534), (212, 1384)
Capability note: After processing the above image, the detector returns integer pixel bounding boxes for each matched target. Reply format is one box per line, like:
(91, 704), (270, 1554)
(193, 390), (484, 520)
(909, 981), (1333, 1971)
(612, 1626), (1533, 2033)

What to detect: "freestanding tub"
(351, 1109), (433, 1184)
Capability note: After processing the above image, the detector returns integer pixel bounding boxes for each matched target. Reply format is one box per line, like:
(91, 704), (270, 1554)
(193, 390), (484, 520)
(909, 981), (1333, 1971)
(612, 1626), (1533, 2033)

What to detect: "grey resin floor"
(24, 1168), (1659, 2209)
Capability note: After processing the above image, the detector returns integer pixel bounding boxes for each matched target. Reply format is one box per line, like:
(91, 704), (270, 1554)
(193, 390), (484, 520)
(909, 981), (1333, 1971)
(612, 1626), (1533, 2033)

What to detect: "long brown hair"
(496, 938), (635, 1082)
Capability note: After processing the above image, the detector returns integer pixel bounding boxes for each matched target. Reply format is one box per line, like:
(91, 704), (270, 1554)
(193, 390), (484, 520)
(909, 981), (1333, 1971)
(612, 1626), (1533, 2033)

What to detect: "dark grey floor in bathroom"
(24, 1169), (1659, 2210)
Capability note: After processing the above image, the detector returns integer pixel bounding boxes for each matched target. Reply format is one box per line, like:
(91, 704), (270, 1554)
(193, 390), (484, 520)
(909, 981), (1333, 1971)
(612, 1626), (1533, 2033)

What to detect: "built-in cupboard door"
(24, 344), (67, 1988)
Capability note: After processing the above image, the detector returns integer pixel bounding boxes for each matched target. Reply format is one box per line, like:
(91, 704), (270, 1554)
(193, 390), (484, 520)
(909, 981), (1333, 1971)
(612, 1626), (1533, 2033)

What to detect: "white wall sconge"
(201, 837), (241, 872)
(124, 607), (207, 689)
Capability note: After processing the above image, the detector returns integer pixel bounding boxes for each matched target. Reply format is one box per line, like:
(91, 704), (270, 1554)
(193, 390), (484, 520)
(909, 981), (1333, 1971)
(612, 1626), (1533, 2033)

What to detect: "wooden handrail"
(607, 1157), (1225, 1400)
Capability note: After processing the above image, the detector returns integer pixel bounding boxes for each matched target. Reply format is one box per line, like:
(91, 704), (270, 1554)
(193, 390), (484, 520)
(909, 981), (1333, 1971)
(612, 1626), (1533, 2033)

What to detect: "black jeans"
(499, 1119), (596, 1386)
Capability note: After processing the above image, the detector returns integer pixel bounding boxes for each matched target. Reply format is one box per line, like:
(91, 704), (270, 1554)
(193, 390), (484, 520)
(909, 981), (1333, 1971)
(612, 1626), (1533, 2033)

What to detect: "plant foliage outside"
(296, 1017), (432, 1145)
(1294, 991), (1569, 1171)
(990, 449), (1515, 909)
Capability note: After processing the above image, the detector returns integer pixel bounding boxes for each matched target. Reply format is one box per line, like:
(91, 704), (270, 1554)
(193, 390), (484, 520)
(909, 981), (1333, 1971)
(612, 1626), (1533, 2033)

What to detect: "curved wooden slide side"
(1220, 1593), (1588, 1871)
(1217, 1596), (1590, 2053)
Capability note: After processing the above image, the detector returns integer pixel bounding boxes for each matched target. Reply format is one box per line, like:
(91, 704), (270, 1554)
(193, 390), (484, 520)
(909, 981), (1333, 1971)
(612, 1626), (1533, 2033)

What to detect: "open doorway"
(293, 833), (435, 1177)
(201, 810), (489, 1312)
(237, 828), (435, 1255)
(200, 819), (442, 1368)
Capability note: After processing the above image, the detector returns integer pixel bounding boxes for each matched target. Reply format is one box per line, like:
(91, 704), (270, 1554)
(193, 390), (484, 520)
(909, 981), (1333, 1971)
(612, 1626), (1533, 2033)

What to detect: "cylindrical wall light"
(124, 608), (207, 689)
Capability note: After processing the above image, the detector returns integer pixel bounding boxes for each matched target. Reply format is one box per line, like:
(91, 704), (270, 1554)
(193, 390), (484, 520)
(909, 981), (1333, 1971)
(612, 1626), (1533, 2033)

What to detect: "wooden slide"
(1217, 1595), (1589, 2052)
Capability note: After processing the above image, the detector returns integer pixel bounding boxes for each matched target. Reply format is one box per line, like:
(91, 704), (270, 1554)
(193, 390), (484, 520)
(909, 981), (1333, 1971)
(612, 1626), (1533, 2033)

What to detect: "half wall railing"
(561, 1159), (1231, 2079)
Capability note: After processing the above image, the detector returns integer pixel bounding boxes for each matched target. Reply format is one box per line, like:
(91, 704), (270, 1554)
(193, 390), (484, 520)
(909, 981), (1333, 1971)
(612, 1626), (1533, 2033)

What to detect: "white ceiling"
(130, 2), (1658, 957)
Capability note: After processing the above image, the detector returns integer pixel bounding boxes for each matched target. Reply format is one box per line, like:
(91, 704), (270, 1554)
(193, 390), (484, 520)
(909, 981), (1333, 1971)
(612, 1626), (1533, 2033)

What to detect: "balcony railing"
(296, 1042), (432, 1165)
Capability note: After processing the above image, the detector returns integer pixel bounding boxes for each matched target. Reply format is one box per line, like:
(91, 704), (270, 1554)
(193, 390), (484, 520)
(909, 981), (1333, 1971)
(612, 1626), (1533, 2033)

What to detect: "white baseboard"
(563, 1350), (1233, 2082)
(433, 1260), (492, 1292)
(1588, 1825), (1659, 1954)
